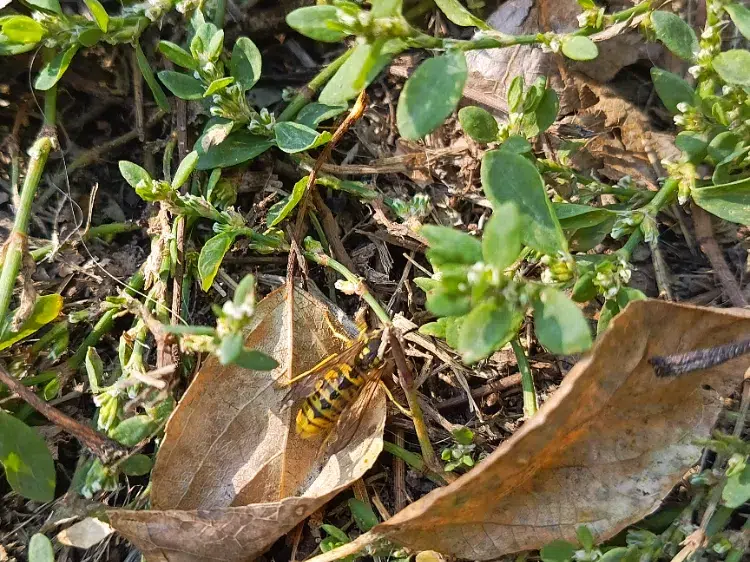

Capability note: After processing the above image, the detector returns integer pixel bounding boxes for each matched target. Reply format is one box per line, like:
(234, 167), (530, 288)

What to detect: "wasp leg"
(281, 352), (339, 386)
(324, 311), (357, 344)
(379, 380), (412, 418)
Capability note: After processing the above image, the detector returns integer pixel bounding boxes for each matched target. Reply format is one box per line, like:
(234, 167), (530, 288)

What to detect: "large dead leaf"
(323, 300), (750, 560)
(109, 287), (386, 561)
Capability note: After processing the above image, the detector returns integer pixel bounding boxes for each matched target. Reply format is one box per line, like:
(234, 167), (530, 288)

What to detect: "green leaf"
(507, 75), (524, 113)
(120, 454), (153, 476)
(707, 131), (741, 164)
(712, 49), (750, 88)
(348, 498), (379, 532)
(434, 0), (489, 29)
(482, 203), (522, 269)
(158, 40), (197, 70)
(76, 28), (102, 48)
(692, 177), (750, 225)
(615, 287), (646, 310)
(0, 294), (63, 351)
(597, 299), (619, 335)
(2, 16), (45, 44)
(419, 319), (448, 338)
(458, 106), (498, 143)
(83, 0), (109, 32)
(195, 130), (274, 170)
(650, 67), (694, 114)
(230, 36), (262, 90)
(452, 426), (474, 445)
(109, 415), (157, 446)
(267, 176), (308, 226)
(651, 10), (698, 61)
(499, 135), (532, 155)
(232, 349), (279, 370)
(172, 151), (198, 190)
(444, 316), (463, 349)
(722, 463), (750, 508)
(675, 131), (708, 164)
(274, 122), (331, 153)
(26, 0), (62, 14)
(28, 534), (55, 562)
(198, 231), (238, 291)
(321, 524), (350, 544)
(157, 70), (205, 100)
(286, 6), (350, 43)
(533, 87), (559, 134)
(457, 300), (520, 363)
(426, 289), (471, 317)
(533, 288), (592, 354)
(725, 4), (750, 39)
(34, 44), (79, 91)
(296, 102), (348, 128)
(540, 540), (576, 562)
(576, 525), (595, 551)
(218, 332), (242, 364)
(421, 225), (482, 266)
(561, 36), (598, 61)
(135, 42), (170, 112)
(571, 271), (597, 303)
(85, 347), (103, 393)
(481, 150), (566, 254)
(320, 39), (404, 105)
(118, 161), (152, 188)
(372, 0), (402, 17)
(0, 411), (56, 502)
(597, 548), (630, 562)
(204, 77), (234, 97)
(554, 203), (614, 229)
(397, 51), (468, 140)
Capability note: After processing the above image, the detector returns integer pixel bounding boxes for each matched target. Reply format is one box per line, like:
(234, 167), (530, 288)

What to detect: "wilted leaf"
(109, 287), (386, 561)
(57, 518), (114, 549)
(363, 300), (750, 559)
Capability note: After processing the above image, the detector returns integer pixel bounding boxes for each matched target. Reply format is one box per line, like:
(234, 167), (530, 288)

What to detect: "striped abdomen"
(296, 363), (367, 438)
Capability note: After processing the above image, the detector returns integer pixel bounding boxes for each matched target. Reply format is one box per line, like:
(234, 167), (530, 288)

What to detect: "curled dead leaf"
(109, 287), (386, 561)
(309, 300), (750, 562)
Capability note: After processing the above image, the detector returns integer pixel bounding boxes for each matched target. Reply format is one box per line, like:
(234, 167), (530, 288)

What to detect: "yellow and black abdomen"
(296, 364), (366, 438)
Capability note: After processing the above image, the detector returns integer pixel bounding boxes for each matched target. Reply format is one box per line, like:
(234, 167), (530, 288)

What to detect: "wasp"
(288, 328), (389, 439)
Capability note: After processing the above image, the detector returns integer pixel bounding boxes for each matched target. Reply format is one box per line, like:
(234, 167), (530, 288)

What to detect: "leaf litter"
(109, 286), (386, 561)
(305, 300), (750, 561)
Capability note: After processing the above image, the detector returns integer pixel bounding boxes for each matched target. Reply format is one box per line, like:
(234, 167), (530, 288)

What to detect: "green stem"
(302, 249), (391, 326)
(278, 48), (354, 122)
(511, 338), (537, 417)
(644, 177), (679, 216)
(619, 228), (644, 260)
(0, 136), (54, 327)
(382, 440), (445, 485)
(66, 270), (146, 370)
(31, 222), (141, 261)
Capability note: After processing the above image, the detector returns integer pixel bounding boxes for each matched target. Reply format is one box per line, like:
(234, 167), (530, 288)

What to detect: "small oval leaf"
(651, 10), (698, 61)
(397, 51), (468, 140)
(561, 36), (598, 61)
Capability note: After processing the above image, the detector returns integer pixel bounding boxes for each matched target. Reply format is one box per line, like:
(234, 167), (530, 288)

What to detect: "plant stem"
(0, 136), (54, 326)
(67, 270), (146, 370)
(382, 440), (445, 484)
(31, 222), (141, 261)
(644, 177), (679, 216)
(278, 48), (354, 122)
(511, 338), (537, 417)
(302, 250), (391, 326)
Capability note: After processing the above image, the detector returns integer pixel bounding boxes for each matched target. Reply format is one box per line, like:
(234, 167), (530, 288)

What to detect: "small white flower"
(676, 102), (690, 113)
(673, 115), (686, 126)
(688, 65), (702, 78)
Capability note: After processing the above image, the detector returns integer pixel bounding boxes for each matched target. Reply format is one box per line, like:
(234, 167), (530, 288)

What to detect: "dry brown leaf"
(109, 287), (386, 561)
(314, 300), (750, 561)
(56, 518), (114, 549)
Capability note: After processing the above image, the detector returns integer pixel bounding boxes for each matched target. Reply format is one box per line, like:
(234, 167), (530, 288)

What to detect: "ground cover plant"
(0, 0), (749, 560)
